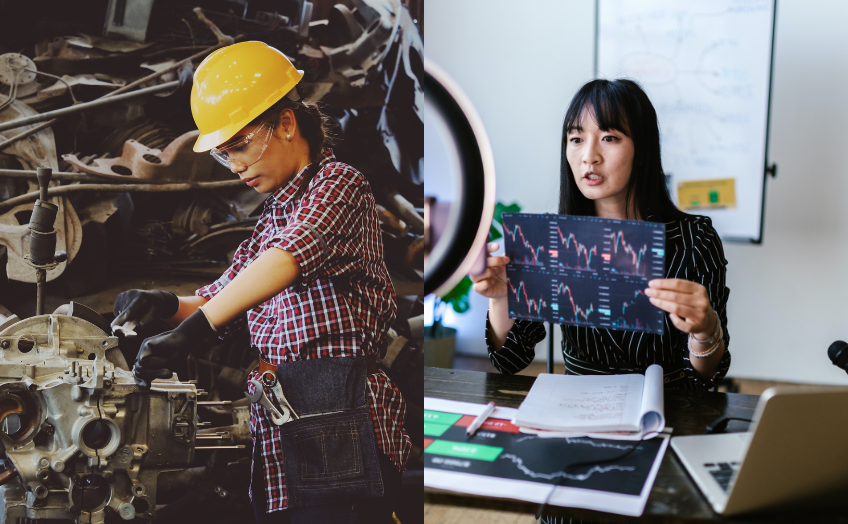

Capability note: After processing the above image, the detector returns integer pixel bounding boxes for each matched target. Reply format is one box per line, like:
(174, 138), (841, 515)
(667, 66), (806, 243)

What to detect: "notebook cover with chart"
(424, 397), (669, 517)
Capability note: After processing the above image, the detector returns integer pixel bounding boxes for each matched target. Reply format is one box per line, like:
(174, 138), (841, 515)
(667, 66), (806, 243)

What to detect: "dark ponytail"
(250, 93), (335, 200)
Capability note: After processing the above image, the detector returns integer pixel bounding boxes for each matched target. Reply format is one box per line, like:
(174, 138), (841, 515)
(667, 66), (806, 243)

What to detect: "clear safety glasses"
(209, 122), (273, 169)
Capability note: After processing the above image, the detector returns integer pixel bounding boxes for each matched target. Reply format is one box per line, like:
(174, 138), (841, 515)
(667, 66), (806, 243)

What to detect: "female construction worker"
(110, 41), (411, 523)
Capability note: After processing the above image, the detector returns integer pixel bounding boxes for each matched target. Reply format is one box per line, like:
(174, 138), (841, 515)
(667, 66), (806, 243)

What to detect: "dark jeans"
(252, 444), (401, 524)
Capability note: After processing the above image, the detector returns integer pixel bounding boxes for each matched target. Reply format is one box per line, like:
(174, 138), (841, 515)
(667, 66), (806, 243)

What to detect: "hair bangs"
(564, 82), (632, 136)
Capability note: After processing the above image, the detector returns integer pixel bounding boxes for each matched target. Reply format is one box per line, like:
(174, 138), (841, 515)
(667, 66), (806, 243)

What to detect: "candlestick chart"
(555, 228), (601, 272)
(608, 281), (664, 334)
(502, 213), (665, 334)
(605, 227), (665, 279)
(554, 277), (601, 326)
(506, 267), (553, 321)
(502, 220), (549, 266)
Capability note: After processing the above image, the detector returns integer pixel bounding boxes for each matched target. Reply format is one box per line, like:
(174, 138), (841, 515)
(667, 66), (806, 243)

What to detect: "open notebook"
(515, 364), (665, 439)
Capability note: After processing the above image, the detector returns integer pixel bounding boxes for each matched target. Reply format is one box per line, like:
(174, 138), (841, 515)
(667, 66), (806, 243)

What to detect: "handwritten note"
(514, 366), (665, 434)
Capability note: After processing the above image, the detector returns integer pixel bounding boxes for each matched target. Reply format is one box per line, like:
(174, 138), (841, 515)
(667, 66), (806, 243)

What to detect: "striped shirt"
(487, 214), (731, 390)
(197, 150), (411, 512)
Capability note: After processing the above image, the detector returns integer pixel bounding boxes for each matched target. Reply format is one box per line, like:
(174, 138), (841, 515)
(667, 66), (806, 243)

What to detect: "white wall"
(426, 0), (848, 385)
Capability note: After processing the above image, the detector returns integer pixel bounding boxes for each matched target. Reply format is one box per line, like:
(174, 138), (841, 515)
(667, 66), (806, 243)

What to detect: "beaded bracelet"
(688, 324), (723, 358)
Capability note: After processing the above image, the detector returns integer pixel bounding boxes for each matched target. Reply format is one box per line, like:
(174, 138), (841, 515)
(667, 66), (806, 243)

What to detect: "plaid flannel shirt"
(196, 150), (411, 512)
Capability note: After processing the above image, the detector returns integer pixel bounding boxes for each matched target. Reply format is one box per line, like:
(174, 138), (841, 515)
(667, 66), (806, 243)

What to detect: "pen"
(466, 401), (496, 436)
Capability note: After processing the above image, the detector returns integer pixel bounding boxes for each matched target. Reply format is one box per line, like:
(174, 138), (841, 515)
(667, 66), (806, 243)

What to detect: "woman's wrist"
(691, 309), (719, 343)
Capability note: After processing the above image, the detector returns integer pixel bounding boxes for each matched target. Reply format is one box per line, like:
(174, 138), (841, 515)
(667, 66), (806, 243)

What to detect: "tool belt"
(258, 353), (380, 376)
(250, 354), (384, 508)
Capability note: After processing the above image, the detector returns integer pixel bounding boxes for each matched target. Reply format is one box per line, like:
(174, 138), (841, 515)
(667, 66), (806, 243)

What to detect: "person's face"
(566, 106), (635, 214)
(216, 109), (308, 193)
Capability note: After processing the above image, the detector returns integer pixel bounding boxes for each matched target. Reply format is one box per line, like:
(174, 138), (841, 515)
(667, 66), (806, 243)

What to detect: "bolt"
(28, 384), (36, 391)
(0, 339), (8, 349)
(118, 502), (135, 520)
(214, 486), (227, 498)
(43, 423), (54, 435)
(104, 379), (112, 388)
(39, 457), (49, 468)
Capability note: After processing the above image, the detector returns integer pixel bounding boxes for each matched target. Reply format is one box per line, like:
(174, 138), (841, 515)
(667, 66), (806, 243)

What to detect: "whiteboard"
(596, 0), (776, 242)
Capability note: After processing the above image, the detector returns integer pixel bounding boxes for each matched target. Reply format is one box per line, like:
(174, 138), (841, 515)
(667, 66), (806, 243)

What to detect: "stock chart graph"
(506, 266), (553, 321)
(502, 214), (665, 334)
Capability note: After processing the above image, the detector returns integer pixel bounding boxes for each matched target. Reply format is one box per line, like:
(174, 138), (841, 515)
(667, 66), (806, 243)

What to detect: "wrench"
(261, 371), (299, 420)
(246, 379), (290, 425)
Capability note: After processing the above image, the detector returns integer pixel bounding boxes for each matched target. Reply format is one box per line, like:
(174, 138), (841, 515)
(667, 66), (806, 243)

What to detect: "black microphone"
(827, 340), (848, 374)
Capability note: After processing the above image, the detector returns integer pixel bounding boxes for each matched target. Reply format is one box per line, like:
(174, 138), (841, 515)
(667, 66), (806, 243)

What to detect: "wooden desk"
(425, 367), (846, 523)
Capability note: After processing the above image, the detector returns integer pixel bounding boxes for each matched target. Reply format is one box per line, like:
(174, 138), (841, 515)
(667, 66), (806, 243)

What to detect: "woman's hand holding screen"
(645, 278), (717, 338)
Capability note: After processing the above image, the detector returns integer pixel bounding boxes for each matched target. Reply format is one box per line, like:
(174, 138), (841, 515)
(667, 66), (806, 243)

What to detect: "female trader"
(471, 79), (731, 390)
(111, 42), (410, 523)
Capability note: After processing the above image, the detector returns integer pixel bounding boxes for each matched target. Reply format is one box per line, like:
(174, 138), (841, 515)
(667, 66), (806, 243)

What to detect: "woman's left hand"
(644, 278), (716, 338)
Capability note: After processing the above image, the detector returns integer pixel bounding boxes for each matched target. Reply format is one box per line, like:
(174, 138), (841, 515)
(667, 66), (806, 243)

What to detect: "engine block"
(0, 313), (198, 523)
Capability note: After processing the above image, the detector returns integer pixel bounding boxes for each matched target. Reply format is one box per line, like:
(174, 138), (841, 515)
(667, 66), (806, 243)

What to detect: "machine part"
(376, 0), (424, 184)
(0, 54), (38, 99)
(192, 7), (236, 46)
(95, 117), (180, 158)
(182, 222), (255, 259)
(0, 312), (199, 523)
(0, 179), (243, 214)
(0, 196), (75, 283)
(0, 80), (179, 135)
(376, 204), (407, 237)
(383, 186), (423, 234)
(321, 0), (401, 86)
(0, 38), (236, 154)
(0, 169), (112, 183)
(172, 196), (233, 238)
(103, 0), (156, 43)
(63, 130), (215, 183)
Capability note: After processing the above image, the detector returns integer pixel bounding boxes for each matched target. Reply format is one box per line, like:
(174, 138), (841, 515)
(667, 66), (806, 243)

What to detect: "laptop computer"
(671, 387), (848, 516)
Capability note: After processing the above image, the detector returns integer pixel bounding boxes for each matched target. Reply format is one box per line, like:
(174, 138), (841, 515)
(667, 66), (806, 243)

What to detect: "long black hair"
(559, 79), (685, 221)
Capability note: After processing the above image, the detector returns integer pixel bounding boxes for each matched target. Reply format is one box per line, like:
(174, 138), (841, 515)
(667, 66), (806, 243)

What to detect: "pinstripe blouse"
(486, 214), (731, 390)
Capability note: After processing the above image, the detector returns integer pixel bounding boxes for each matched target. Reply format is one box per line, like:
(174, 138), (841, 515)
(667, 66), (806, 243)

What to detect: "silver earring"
(287, 134), (292, 140)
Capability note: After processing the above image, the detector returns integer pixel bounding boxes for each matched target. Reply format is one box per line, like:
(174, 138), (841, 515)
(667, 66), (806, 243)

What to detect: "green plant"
(428, 201), (521, 337)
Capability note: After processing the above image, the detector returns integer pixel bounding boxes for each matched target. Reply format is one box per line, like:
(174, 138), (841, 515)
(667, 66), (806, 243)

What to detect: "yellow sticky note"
(677, 178), (737, 210)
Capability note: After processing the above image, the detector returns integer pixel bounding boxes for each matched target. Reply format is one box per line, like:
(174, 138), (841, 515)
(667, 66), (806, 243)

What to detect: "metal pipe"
(36, 167), (51, 201)
(0, 81), (179, 134)
(0, 179), (243, 213)
(0, 169), (107, 183)
(36, 270), (45, 316)
(193, 445), (246, 449)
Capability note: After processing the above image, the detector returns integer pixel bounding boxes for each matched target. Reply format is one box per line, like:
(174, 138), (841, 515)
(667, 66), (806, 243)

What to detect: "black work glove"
(111, 289), (180, 333)
(133, 309), (214, 390)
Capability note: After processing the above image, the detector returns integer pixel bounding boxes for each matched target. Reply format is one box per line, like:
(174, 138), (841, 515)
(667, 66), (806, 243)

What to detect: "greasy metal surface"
(62, 130), (214, 183)
(424, 367), (847, 523)
(0, 314), (199, 523)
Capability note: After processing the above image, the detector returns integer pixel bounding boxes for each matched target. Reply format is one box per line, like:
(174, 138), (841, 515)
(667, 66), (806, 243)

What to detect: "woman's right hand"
(470, 243), (510, 300)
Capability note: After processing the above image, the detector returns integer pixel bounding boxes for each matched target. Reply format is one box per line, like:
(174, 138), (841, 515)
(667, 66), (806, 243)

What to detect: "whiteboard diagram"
(597, 0), (776, 242)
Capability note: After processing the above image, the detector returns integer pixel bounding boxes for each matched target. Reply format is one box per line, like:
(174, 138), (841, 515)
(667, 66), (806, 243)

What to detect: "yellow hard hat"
(191, 41), (304, 152)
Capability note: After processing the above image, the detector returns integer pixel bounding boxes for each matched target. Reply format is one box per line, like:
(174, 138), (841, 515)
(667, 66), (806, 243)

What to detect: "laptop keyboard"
(704, 462), (740, 492)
